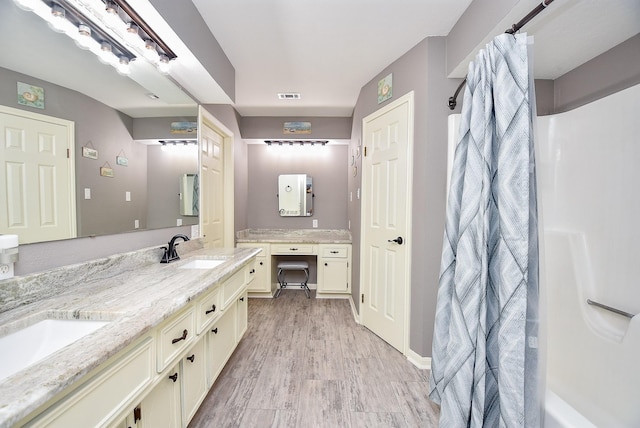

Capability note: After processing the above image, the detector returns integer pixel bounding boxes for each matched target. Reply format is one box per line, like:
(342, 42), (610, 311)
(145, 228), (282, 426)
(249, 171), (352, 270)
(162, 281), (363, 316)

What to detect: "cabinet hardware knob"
(239, 297), (245, 302)
(171, 329), (188, 344)
(169, 373), (178, 382)
(325, 262), (328, 266)
(212, 327), (218, 334)
(187, 354), (195, 363)
(290, 248), (298, 251)
(250, 269), (255, 274)
(259, 261), (263, 265)
(330, 250), (339, 253)
(205, 304), (217, 314)
(133, 406), (141, 423)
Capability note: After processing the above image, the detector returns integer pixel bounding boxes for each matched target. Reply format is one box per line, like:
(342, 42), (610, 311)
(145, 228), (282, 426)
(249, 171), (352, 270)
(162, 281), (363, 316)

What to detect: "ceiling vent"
(277, 92), (301, 100)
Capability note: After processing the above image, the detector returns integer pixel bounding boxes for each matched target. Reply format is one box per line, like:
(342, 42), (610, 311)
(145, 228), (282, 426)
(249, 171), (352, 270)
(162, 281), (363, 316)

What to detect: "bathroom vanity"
(236, 229), (352, 298)
(0, 242), (259, 428)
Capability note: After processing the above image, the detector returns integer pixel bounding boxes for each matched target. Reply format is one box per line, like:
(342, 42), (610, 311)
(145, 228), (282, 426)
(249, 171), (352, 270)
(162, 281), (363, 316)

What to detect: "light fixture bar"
(265, 140), (328, 146)
(111, 0), (176, 59)
(47, 0), (136, 61)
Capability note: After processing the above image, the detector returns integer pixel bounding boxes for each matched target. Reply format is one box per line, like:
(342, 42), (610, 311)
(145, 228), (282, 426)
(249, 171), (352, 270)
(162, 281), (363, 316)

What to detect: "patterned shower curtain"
(429, 33), (539, 427)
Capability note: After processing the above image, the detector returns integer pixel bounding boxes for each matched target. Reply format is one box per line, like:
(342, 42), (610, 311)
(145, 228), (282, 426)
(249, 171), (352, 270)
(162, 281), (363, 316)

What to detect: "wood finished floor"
(188, 290), (440, 427)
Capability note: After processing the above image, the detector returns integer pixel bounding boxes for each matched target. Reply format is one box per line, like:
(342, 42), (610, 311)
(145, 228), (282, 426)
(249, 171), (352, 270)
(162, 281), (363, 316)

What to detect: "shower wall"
(537, 84), (640, 427)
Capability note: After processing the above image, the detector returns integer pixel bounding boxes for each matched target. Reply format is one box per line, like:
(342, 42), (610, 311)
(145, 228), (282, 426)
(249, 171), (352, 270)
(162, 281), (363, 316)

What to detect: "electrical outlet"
(313, 219), (318, 228)
(84, 188), (91, 199)
(350, 191), (353, 202)
(357, 188), (360, 199)
(125, 191), (131, 201)
(134, 219), (139, 229)
(177, 219), (183, 226)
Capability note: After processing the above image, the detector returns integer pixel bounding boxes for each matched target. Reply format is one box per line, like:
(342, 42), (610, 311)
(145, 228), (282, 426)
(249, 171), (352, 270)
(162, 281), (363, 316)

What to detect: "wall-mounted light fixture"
(13, 0), (176, 76)
(265, 140), (328, 147)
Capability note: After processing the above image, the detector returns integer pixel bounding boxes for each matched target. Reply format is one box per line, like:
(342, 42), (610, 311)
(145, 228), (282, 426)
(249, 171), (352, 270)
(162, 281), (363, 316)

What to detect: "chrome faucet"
(161, 234), (190, 263)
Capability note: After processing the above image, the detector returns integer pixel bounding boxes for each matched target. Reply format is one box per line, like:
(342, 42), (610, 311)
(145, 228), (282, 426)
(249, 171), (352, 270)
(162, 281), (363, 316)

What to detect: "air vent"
(277, 92), (301, 100)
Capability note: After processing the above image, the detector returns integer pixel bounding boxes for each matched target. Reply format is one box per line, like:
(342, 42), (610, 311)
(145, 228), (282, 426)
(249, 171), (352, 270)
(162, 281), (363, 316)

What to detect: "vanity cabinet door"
(237, 243), (271, 294)
(317, 244), (351, 294)
(206, 303), (237, 385)
(139, 364), (181, 428)
(236, 290), (248, 341)
(181, 338), (207, 425)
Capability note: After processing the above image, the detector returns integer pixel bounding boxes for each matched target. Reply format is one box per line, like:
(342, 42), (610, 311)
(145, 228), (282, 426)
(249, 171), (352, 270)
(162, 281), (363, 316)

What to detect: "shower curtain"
(429, 33), (539, 427)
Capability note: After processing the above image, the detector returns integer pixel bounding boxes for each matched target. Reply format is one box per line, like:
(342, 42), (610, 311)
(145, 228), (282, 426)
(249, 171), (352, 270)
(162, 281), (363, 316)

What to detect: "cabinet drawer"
(321, 247), (348, 258)
(271, 244), (316, 255)
(27, 337), (154, 428)
(157, 307), (195, 371)
(195, 287), (220, 334)
(222, 269), (245, 309)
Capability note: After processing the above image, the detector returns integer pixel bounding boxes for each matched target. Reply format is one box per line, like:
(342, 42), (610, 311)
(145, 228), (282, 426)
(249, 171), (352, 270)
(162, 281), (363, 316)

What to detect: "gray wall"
(553, 33), (640, 113)
(240, 117), (352, 140)
(349, 37), (459, 358)
(247, 144), (348, 230)
(146, 145), (199, 229)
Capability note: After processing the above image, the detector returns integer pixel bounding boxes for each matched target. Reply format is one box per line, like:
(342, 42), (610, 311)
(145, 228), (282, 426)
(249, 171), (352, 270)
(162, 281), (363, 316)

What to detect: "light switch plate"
(125, 191), (131, 201)
(134, 219), (139, 229)
(84, 188), (91, 200)
(177, 219), (183, 226)
(313, 219), (318, 228)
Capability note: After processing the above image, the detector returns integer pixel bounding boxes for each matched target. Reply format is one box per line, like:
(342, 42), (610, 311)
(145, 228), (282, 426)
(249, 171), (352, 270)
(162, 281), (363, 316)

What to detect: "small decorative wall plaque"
(116, 150), (128, 166)
(171, 121), (197, 134)
(377, 73), (393, 104)
(82, 143), (98, 160)
(100, 162), (114, 178)
(17, 82), (45, 109)
(283, 121), (311, 134)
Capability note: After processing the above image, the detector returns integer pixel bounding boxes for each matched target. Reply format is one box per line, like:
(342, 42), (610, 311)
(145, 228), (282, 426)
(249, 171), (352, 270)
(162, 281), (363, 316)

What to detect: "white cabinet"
(236, 290), (248, 340)
(20, 257), (255, 428)
(317, 244), (351, 294)
(181, 338), (207, 424)
(25, 337), (154, 428)
(237, 243), (272, 296)
(139, 364), (181, 428)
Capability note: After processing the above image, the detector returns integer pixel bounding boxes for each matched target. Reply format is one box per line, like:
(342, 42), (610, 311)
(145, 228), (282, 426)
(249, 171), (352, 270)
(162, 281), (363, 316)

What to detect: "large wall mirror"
(0, 1), (199, 244)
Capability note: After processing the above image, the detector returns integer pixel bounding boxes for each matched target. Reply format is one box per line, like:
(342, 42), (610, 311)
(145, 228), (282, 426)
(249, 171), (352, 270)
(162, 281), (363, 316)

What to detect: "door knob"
(388, 237), (404, 245)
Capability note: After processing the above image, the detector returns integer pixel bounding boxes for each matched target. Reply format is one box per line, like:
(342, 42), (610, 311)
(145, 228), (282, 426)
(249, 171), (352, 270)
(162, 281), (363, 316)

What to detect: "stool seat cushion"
(277, 261), (309, 270)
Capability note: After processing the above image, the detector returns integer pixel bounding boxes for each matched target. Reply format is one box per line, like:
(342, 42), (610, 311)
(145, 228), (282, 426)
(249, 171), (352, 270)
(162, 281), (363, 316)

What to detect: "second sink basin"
(179, 259), (226, 269)
(0, 319), (110, 381)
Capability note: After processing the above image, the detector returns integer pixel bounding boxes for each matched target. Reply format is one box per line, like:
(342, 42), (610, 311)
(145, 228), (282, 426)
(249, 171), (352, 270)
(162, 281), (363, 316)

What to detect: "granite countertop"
(0, 245), (260, 427)
(236, 228), (352, 244)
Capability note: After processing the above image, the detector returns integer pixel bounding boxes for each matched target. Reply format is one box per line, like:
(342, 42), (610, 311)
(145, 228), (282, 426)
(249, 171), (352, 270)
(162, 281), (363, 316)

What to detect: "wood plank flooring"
(188, 290), (440, 427)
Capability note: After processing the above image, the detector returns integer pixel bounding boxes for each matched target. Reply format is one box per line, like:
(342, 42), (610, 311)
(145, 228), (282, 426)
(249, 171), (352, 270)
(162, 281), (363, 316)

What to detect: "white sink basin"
(0, 319), (110, 381)
(179, 259), (226, 269)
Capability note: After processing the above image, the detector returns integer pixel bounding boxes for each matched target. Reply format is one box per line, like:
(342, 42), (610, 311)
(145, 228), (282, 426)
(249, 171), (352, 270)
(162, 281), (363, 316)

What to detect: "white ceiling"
(194, 0), (640, 117)
(2, 0), (638, 119)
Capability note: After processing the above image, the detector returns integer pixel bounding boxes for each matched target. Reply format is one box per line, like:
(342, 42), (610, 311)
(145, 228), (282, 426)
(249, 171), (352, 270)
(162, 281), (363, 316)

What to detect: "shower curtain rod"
(448, 0), (556, 110)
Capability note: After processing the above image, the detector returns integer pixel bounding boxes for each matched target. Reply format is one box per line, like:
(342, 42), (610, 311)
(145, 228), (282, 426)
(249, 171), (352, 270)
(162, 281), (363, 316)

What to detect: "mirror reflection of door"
(0, 106), (76, 244)
(278, 174), (313, 216)
(180, 174), (199, 216)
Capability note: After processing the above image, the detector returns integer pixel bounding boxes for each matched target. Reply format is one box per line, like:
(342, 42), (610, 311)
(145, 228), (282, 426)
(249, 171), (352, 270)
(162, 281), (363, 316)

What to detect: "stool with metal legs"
(274, 261), (310, 298)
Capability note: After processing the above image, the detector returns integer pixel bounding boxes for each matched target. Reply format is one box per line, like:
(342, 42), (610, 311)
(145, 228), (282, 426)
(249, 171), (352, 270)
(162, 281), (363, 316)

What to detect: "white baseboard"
(406, 349), (431, 370)
(348, 295), (360, 324)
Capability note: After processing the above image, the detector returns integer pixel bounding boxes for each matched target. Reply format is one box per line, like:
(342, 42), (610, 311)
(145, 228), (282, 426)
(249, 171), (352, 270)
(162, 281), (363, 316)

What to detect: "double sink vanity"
(0, 228), (352, 427)
(0, 240), (260, 427)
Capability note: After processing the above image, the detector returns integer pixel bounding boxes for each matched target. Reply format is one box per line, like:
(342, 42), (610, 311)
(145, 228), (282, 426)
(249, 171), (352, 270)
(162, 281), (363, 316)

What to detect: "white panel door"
(361, 92), (413, 353)
(0, 107), (75, 244)
(200, 121), (224, 248)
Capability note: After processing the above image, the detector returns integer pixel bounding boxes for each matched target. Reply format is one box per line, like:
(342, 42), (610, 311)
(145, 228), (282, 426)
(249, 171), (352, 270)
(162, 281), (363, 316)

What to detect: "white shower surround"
(537, 84), (640, 427)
